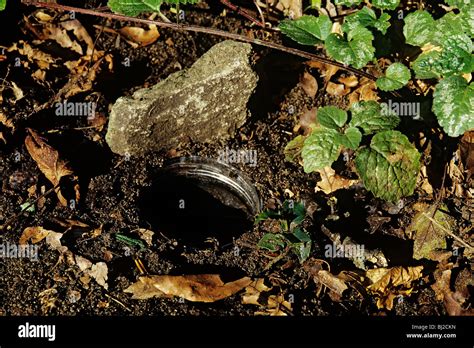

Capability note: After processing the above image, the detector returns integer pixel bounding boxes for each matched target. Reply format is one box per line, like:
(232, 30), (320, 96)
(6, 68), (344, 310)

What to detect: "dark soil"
(0, 0), (471, 317)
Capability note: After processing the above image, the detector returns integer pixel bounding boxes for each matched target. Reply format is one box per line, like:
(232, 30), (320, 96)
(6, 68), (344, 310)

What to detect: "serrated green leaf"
(371, 0), (400, 10)
(108, 0), (199, 16)
(433, 76), (474, 137)
(445, 0), (472, 9)
(0, 0), (5, 11)
(434, 35), (474, 76)
(412, 51), (443, 79)
(284, 135), (306, 162)
(403, 10), (435, 47)
(325, 26), (375, 69)
(376, 63), (411, 91)
(257, 233), (288, 252)
(355, 130), (421, 202)
(317, 106), (348, 129)
(435, 12), (465, 45)
(349, 101), (400, 135)
(334, 0), (363, 6)
(412, 35), (473, 78)
(302, 129), (342, 172)
(339, 127), (362, 149)
(460, 6), (474, 38)
(279, 15), (332, 45)
(343, 7), (391, 34)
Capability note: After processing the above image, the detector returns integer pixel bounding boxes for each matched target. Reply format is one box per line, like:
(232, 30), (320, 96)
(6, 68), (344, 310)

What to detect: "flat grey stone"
(106, 40), (258, 156)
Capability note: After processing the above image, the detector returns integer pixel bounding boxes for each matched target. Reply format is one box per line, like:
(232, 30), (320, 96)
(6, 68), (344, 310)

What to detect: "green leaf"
(355, 130), (421, 202)
(292, 228), (312, 243)
(371, 0), (400, 10)
(108, 0), (199, 16)
(409, 204), (454, 260)
(343, 7), (391, 34)
(445, 0), (472, 9)
(109, 0), (159, 16)
(433, 76), (474, 137)
(291, 241), (312, 262)
(334, 0), (363, 6)
(255, 210), (281, 224)
(435, 12), (465, 44)
(434, 35), (474, 76)
(412, 35), (473, 78)
(317, 106), (348, 129)
(460, 6), (474, 38)
(403, 10), (435, 47)
(376, 62), (411, 91)
(325, 26), (375, 69)
(279, 15), (332, 45)
(257, 233), (288, 252)
(349, 101), (400, 135)
(412, 51), (442, 79)
(0, 0), (5, 11)
(302, 129), (342, 172)
(284, 135), (306, 162)
(339, 127), (362, 150)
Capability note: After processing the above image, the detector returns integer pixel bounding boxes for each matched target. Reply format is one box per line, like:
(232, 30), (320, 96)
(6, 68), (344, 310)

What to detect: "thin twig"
(220, 0), (265, 28)
(24, 2), (378, 81)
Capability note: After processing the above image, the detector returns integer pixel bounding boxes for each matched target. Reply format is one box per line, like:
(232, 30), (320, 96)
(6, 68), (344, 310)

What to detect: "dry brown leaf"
(255, 294), (292, 316)
(432, 269), (452, 302)
(299, 72), (318, 98)
(125, 275), (252, 302)
(75, 255), (93, 271)
(134, 228), (154, 246)
(313, 270), (348, 302)
(19, 226), (52, 245)
(338, 75), (359, 88)
(119, 25), (160, 47)
(7, 40), (56, 70)
(242, 278), (272, 305)
(327, 82), (350, 96)
(87, 262), (108, 289)
(315, 167), (359, 194)
(418, 165), (433, 195)
(349, 77), (379, 105)
(11, 82), (24, 103)
(39, 23), (83, 55)
(0, 112), (15, 131)
(366, 266), (423, 310)
(60, 20), (95, 55)
(306, 61), (339, 83)
(24, 128), (78, 206)
(296, 107), (317, 135)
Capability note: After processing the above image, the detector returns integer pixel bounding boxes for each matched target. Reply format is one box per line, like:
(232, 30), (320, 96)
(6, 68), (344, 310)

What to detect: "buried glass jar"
(139, 156), (262, 245)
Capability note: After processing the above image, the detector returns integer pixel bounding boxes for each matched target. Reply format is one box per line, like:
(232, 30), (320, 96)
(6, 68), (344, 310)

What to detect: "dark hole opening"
(140, 172), (254, 248)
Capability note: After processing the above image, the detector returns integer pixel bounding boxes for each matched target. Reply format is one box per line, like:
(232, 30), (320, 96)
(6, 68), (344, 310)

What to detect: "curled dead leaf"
(119, 25), (160, 47)
(349, 78), (379, 105)
(299, 72), (318, 98)
(315, 167), (359, 194)
(366, 266), (424, 310)
(125, 275), (252, 302)
(327, 82), (350, 96)
(24, 128), (79, 206)
(242, 278), (272, 306)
